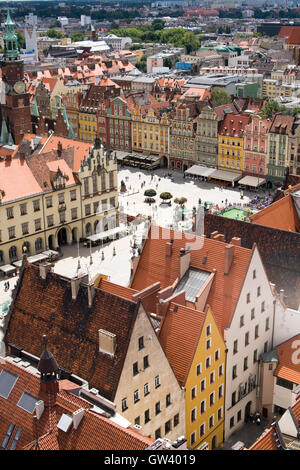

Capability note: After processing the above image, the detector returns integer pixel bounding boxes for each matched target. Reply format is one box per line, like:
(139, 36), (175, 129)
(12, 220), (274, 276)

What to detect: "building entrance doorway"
(57, 227), (67, 246)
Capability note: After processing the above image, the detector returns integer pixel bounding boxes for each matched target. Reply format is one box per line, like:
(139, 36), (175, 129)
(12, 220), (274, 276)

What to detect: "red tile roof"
(286, 27), (300, 45)
(159, 302), (206, 386)
(251, 195), (300, 232)
(0, 157), (42, 203)
(131, 226), (253, 334)
(0, 359), (153, 450)
(270, 114), (294, 134)
(219, 112), (250, 137)
(274, 334), (300, 385)
(6, 264), (139, 403)
(38, 135), (92, 172)
(249, 425), (279, 450)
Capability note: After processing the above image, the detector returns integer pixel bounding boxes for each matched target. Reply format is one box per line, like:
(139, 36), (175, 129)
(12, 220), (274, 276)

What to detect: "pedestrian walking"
(7, 281), (10, 290)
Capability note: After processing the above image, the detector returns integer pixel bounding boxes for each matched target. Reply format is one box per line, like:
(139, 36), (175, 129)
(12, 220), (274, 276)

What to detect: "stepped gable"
(5, 263), (138, 402)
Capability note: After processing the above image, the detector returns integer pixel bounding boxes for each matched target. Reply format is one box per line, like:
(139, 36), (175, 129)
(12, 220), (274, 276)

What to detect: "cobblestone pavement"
(221, 418), (271, 450)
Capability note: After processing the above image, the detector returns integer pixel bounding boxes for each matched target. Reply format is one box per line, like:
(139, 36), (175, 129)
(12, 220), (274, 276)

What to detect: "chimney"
(279, 289), (285, 303)
(57, 140), (62, 157)
(39, 262), (52, 280)
(210, 230), (219, 238)
(35, 400), (45, 420)
(180, 247), (191, 279)
(73, 408), (85, 429)
(224, 244), (235, 275)
(214, 233), (225, 242)
(98, 329), (117, 357)
(231, 237), (241, 247)
(165, 241), (173, 257)
(87, 282), (95, 308)
(19, 153), (25, 165)
(71, 273), (89, 301)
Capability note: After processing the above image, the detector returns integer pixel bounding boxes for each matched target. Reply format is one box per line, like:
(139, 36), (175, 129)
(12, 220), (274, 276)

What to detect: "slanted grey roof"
(174, 268), (211, 302)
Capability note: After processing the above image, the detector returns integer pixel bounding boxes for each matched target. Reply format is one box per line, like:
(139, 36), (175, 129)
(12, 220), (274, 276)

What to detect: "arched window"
(22, 241), (30, 254)
(86, 223), (91, 236)
(9, 246), (17, 261)
(0, 251), (3, 264)
(35, 238), (43, 252)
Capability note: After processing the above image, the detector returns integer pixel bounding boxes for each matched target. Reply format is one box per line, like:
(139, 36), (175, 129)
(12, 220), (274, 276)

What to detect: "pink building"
(243, 116), (271, 178)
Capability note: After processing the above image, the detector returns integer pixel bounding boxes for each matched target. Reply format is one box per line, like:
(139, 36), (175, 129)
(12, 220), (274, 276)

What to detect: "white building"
(223, 244), (275, 439)
(81, 15), (91, 27)
(25, 13), (38, 27)
(58, 16), (69, 27)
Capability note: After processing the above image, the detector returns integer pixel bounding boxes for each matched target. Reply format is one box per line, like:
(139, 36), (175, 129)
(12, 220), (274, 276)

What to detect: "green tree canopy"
(71, 32), (85, 42)
(211, 88), (232, 107)
(151, 18), (165, 31)
(163, 57), (173, 69)
(16, 31), (25, 50)
(160, 192), (173, 201)
(174, 197), (187, 206)
(144, 189), (157, 197)
(261, 100), (287, 119)
(46, 29), (63, 39)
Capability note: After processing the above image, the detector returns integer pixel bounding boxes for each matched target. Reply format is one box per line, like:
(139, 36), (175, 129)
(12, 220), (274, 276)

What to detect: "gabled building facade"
(243, 115), (271, 178)
(267, 114), (294, 188)
(218, 113), (250, 173)
(194, 106), (218, 168)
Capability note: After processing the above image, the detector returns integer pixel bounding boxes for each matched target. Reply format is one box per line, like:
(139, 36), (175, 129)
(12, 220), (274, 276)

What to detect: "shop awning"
(209, 169), (242, 182)
(238, 176), (266, 187)
(86, 225), (127, 242)
(42, 250), (59, 258)
(0, 264), (16, 274)
(185, 165), (216, 178)
(27, 253), (48, 264)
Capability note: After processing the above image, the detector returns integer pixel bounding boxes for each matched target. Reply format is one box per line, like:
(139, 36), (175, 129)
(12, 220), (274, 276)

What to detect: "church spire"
(3, 10), (19, 62)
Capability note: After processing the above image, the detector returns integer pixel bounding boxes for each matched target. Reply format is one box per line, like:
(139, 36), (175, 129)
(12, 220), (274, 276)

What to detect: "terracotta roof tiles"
(274, 334), (300, 385)
(251, 195), (300, 232)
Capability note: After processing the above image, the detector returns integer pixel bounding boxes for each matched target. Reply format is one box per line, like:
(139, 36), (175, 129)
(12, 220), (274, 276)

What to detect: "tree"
(163, 57), (172, 69)
(71, 32), (85, 42)
(291, 107), (300, 117)
(16, 31), (25, 50)
(261, 100), (287, 119)
(46, 29), (63, 39)
(151, 19), (165, 31)
(211, 88), (232, 107)
(136, 54), (147, 73)
(50, 20), (61, 28)
(144, 189), (157, 197)
(160, 192), (173, 201)
(174, 197), (187, 207)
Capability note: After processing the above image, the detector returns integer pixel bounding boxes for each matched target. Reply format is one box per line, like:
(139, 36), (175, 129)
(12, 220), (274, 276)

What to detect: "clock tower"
(0, 10), (32, 145)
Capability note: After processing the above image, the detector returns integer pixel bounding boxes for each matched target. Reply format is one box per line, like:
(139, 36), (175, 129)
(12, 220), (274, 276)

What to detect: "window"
(92, 173), (98, 193)
(58, 193), (64, 204)
(276, 377), (293, 390)
(84, 178), (89, 195)
(165, 420), (171, 434)
(46, 196), (52, 208)
(200, 399), (205, 415)
(144, 383), (150, 396)
(206, 324), (211, 336)
(210, 371), (215, 385)
(70, 190), (76, 201)
(143, 356), (149, 369)
(219, 364), (223, 377)
(155, 401), (161, 415)
(237, 410), (242, 422)
(261, 301), (265, 312)
(122, 398), (127, 411)
(246, 293), (250, 304)
(155, 375), (160, 388)
(209, 392), (214, 407)
(251, 308), (255, 320)
(245, 332), (249, 346)
(215, 349), (220, 362)
(191, 386), (197, 400)
(174, 413), (179, 427)
(155, 428), (161, 439)
(191, 431), (196, 446)
(6, 207), (14, 219)
(255, 325), (259, 339)
(200, 378), (206, 392)
(8, 227), (15, 239)
(133, 362), (139, 376)
(191, 408), (196, 423)
(233, 340), (238, 354)
(206, 339), (211, 350)
(244, 357), (248, 371)
(218, 408), (223, 421)
(253, 270), (256, 279)
(33, 200), (40, 211)
(85, 204), (91, 216)
(240, 316), (244, 327)
(232, 365), (237, 379)
(20, 203), (27, 215)
(145, 409), (150, 424)
(265, 317), (270, 331)
(218, 385), (223, 399)
(34, 218), (41, 231)
(200, 423), (205, 437)
(206, 356), (211, 369)
(22, 223), (29, 235)
(264, 341), (268, 353)
(209, 415), (214, 429)
(232, 391), (236, 407)
(253, 349), (258, 363)
(268, 363), (273, 371)
(196, 363), (202, 376)
(133, 390), (140, 403)
(59, 211), (66, 224)
(230, 417), (234, 428)
(166, 393), (171, 407)
(257, 286), (261, 297)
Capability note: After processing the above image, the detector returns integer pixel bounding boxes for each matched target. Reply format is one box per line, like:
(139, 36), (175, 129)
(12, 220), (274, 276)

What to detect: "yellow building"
(79, 110), (97, 142)
(218, 113), (250, 173)
(159, 303), (226, 450)
(131, 104), (169, 157)
(262, 79), (293, 99)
